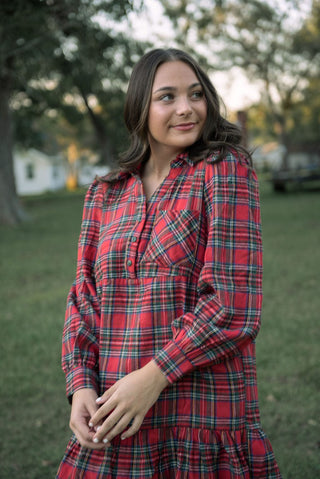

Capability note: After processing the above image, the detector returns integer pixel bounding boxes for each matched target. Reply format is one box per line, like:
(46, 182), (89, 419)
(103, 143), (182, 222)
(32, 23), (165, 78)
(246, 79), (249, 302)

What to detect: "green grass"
(256, 183), (320, 478)
(0, 183), (319, 478)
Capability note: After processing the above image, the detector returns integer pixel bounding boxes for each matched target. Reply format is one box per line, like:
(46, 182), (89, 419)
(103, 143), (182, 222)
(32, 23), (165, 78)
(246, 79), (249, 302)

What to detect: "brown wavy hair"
(104, 48), (251, 180)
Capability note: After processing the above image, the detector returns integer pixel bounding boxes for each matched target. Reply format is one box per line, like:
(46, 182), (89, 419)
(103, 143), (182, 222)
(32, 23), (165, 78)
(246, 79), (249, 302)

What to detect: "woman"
(57, 48), (281, 478)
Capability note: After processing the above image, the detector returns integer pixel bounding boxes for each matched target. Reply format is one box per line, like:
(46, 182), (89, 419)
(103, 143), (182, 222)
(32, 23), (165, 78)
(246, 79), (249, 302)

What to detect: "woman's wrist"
(142, 360), (170, 391)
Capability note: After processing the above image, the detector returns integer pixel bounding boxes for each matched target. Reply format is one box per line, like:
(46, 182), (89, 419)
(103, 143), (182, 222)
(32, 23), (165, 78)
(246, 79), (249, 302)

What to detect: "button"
(131, 236), (137, 243)
(127, 259), (133, 267)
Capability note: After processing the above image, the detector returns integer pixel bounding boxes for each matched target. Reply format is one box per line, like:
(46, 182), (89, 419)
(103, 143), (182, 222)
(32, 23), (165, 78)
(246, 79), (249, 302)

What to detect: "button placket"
(126, 228), (141, 276)
(126, 182), (146, 275)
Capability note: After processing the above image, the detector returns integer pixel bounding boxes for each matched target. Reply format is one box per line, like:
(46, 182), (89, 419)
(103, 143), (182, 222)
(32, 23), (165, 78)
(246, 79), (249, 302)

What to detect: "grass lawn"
(0, 182), (319, 478)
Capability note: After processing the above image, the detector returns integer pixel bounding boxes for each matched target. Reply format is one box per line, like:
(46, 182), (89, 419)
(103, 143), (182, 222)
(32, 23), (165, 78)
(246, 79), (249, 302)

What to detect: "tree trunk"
(0, 64), (28, 225)
(78, 86), (114, 165)
(278, 115), (290, 171)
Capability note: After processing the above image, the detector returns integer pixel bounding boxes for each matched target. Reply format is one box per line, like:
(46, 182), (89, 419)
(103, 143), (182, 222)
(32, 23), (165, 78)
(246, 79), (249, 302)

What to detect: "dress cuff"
(153, 340), (195, 383)
(65, 365), (99, 400)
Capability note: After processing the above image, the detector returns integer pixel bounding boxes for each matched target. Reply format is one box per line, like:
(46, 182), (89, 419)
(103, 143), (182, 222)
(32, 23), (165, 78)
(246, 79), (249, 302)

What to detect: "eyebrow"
(153, 82), (202, 94)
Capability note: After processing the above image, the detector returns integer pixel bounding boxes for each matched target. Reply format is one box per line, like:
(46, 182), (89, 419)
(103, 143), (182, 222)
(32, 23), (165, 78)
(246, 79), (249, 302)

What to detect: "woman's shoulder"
(83, 169), (133, 206)
(86, 169), (127, 193)
(205, 149), (251, 169)
(200, 149), (257, 188)
(83, 178), (108, 207)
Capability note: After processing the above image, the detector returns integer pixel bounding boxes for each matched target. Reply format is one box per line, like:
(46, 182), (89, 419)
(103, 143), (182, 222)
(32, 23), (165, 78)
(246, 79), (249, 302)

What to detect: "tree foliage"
(1, 0), (147, 158)
(161, 0), (320, 161)
(0, 0), (147, 224)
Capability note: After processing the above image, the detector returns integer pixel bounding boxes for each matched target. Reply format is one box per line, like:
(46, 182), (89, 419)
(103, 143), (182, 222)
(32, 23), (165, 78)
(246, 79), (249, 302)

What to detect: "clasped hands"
(69, 360), (169, 449)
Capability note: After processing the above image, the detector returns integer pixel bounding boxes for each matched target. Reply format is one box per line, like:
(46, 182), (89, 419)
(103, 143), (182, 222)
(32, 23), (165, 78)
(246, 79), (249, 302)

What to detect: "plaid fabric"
(57, 152), (281, 478)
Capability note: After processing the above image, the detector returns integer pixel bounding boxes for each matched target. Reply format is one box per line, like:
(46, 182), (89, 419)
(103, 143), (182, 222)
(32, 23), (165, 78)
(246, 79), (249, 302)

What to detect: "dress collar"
(112, 152), (195, 181)
(109, 151), (220, 181)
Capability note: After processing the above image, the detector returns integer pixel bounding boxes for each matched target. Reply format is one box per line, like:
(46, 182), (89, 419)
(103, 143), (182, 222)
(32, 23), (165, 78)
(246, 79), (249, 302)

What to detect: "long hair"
(105, 48), (250, 180)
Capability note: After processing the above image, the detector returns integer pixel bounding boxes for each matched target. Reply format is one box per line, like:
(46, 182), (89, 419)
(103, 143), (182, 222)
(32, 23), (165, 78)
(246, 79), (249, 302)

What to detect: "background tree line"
(0, 0), (319, 224)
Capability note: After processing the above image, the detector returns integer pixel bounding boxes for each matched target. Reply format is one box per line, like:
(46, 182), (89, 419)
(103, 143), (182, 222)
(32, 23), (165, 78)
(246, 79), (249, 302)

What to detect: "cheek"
(147, 111), (156, 135)
(148, 106), (159, 126)
(148, 121), (159, 140)
(148, 107), (168, 133)
(200, 102), (207, 121)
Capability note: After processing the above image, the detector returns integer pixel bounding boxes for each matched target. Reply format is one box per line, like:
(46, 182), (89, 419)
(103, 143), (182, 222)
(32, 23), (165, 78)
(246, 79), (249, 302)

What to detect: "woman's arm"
(153, 154), (263, 383)
(62, 181), (103, 400)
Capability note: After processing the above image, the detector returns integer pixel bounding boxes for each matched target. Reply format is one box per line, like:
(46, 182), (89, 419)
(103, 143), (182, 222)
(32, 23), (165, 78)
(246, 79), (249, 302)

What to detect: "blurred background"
(0, 1), (319, 477)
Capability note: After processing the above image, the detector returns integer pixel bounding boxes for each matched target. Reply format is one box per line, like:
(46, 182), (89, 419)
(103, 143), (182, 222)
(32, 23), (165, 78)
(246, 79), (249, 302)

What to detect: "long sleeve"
(154, 155), (263, 383)
(62, 181), (103, 398)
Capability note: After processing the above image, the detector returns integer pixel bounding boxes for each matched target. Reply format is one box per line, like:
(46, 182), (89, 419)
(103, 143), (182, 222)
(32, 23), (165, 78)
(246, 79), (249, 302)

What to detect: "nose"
(176, 95), (192, 116)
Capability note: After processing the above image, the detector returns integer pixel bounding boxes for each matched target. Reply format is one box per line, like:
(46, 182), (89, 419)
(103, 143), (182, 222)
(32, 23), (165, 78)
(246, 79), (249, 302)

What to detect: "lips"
(172, 122), (196, 131)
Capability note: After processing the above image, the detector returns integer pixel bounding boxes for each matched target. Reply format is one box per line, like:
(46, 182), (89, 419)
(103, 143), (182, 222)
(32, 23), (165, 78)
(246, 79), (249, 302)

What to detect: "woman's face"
(147, 61), (207, 158)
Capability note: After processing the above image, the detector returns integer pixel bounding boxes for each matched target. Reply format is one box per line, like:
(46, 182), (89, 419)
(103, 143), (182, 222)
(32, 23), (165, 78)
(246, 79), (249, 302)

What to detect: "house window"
(52, 164), (59, 179)
(26, 163), (34, 179)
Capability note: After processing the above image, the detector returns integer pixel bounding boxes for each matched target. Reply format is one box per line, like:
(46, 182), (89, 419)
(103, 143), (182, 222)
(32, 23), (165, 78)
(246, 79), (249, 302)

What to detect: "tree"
(0, 0), (145, 225)
(160, 0), (320, 165)
(286, 78), (320, 147)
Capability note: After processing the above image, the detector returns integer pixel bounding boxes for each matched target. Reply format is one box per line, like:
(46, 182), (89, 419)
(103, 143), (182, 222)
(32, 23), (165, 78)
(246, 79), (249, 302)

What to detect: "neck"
(146, 143), (182, 179)
(144, 156), (170, 180)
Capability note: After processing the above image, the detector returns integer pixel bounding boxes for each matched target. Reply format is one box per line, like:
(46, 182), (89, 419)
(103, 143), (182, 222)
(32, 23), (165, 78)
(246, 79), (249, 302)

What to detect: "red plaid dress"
(57, 152), (281, 478)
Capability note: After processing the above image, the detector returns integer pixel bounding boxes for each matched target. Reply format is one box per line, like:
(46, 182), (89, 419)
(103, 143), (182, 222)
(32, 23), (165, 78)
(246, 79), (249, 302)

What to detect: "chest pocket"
(142, 209), (200, 269)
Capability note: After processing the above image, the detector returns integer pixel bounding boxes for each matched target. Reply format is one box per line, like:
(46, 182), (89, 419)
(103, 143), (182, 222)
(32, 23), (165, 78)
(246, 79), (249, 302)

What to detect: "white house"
(14, 148), (67, 196)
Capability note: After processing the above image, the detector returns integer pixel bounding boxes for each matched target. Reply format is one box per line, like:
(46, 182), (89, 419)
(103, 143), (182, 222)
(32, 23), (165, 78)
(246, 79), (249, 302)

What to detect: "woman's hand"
(89, 361), (169, 445)
(69, 388), (106, 450)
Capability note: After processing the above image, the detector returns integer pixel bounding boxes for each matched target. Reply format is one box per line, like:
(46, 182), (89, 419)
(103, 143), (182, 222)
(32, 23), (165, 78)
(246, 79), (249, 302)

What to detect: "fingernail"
(96, 426), (101, 431)
(88, 422), (93, 428)
(103, 438), (108, 444)
(96, 397), (102, 403)
(121, 435), (125, 440)
(93, 437), (99, 443)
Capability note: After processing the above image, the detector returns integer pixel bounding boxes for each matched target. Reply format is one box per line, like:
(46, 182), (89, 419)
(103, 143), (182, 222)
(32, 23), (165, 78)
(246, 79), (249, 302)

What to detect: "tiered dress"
(57, 152), (281, 478)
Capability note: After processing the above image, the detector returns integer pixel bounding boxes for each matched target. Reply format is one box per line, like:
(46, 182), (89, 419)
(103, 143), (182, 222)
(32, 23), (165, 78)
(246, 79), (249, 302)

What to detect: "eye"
(159, 93), (174, 102)
(191, 90), (204, 99)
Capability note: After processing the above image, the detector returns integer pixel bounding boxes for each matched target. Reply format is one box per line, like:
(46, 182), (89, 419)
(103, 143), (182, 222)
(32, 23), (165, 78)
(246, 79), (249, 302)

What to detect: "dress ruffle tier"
(57, 426), (281, 478)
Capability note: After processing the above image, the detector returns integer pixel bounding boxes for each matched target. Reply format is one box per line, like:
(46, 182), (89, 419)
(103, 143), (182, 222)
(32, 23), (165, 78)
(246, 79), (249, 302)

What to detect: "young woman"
(57, 48), (281, 478)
